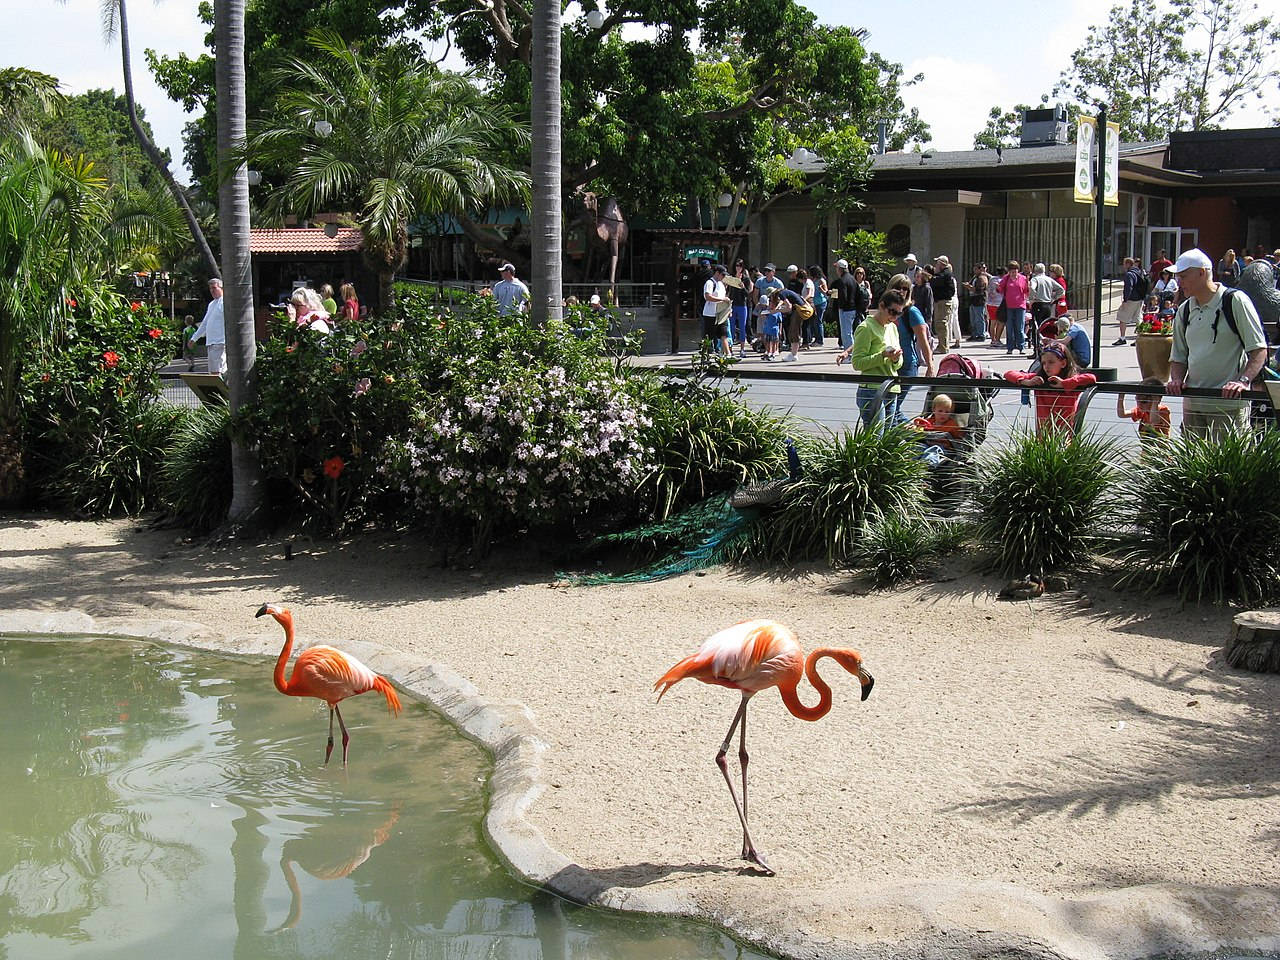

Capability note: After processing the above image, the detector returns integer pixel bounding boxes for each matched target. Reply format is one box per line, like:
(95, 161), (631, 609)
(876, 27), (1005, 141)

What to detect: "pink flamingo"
(655, 619), (874, 874)
(256, 604), (402, 766)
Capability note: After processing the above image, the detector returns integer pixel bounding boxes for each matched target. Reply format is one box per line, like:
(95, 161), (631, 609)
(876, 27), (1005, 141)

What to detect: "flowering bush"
(237, 312), (422, 533)
(22, 296), (180, 514)
(381, 363), (651, 547)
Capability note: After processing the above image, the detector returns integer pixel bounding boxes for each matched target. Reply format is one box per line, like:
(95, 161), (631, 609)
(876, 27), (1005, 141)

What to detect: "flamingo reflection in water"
(273, 801), (403, 930)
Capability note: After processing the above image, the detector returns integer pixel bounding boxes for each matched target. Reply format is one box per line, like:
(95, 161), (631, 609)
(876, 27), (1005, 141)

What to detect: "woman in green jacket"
(837, 289), (905, 428)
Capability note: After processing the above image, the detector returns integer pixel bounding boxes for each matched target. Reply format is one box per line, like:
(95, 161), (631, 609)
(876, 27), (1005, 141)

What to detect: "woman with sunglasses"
(836, 289), (905, 428)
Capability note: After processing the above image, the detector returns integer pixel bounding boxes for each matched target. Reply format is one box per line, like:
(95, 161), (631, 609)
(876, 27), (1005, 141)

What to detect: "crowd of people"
(186, 278), (362, 375)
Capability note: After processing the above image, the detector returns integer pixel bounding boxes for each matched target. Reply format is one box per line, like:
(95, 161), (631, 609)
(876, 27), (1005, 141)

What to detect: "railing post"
(1073, 385), (1098, 435)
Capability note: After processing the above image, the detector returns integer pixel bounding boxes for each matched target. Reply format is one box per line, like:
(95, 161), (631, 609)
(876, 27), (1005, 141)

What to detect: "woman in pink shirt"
(996, 259), (1029, 355)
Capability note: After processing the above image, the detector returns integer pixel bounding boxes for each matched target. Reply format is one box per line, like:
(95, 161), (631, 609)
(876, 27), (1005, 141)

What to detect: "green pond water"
(0, 636), (768, 960)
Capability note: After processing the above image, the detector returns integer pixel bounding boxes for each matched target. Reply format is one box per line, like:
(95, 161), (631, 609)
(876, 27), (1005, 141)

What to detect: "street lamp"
(313, 119), (333, 138)
(246, 169), (262, 186)
(584, 8), (604, 29)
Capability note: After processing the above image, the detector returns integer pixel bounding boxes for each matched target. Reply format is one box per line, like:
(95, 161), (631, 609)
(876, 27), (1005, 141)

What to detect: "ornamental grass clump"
(1115, 429), (1280, 605)
(629, 375), (789, 520)
(159, 404), (232, 532)
(852, 511), (971, 587)
(969, 427), (1118, 577)
(746, 425), (928, 564)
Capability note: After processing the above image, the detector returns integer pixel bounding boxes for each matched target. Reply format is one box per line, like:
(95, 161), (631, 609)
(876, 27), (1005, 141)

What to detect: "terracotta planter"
(1135, 334), (1173, 382)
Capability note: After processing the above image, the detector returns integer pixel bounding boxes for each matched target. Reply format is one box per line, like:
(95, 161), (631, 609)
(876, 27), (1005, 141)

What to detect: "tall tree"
(530, 0), (561, 324)
(0, 67), (64, 124)
(214, 0), (265, 527)
(1055, 0), (1280, 141)
(248, 32), (530, 312)
(974, 103), (1039, 150)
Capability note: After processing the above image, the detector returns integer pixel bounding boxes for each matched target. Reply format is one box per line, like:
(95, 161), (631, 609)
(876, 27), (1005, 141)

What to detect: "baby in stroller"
(914, 354), (999, 498)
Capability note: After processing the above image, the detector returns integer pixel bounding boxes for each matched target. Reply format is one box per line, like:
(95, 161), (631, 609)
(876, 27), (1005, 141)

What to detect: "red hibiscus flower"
(102, 351), (121, 369)
(66, 298), (77, 308)
(322, 455), (345, 480)
(130, 302), (141, 312)
(148, 328), (163, 339)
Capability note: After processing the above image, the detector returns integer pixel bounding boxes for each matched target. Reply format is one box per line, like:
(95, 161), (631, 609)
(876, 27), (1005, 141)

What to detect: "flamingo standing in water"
(256, 603), (402, 766)
(655, 619), (874, 875)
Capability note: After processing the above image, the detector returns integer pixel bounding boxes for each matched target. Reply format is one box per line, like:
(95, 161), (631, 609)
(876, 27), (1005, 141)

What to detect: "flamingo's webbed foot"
(742, 847), (775, 876)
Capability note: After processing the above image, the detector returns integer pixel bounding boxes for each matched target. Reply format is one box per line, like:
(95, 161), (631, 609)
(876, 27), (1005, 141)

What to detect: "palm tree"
(249, 31), (531, 313)
(530, 0), (562, 324)
(0, 68), (64, 124)
(215, 0), (264, 527)
(0, 130), (109, 500)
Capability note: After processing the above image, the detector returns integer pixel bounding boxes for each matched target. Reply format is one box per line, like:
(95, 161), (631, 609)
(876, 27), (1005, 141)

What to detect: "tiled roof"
(249, 227), (364, 254)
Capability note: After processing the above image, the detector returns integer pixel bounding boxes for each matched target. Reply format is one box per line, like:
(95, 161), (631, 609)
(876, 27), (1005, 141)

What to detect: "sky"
(1, 0), (1272, 183)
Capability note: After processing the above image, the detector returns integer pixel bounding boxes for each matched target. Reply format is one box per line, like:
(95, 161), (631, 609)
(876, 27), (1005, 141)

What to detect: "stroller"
(917, 353), (1000, 503)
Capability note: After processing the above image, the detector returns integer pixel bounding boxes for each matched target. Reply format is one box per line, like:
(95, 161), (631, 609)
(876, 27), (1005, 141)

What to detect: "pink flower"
(353, 377), (371, 397)
(352, 340), (367, 357)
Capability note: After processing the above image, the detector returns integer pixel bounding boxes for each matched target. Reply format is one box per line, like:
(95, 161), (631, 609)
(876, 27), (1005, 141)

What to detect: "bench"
(179, 372), (230, 406)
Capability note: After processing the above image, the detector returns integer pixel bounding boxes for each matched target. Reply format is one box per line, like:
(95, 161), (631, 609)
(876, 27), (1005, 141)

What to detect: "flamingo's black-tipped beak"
(860, 672), (875, 701)
(255, 603), (271, 618)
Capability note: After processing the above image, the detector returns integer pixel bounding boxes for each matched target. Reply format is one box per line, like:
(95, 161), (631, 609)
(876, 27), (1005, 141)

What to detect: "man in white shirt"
(702, 263), (730, 354)
(1028, 263), (1062, 354)
(188, 278), (226, 375)
(1168, 248), (1268, 438)
(493, 263), (531, 316)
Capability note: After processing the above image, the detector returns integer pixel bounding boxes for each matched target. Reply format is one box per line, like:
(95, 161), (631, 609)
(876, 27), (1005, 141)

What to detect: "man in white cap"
(1167, 248), (1268, 438)
(903, 253), (920, 285)
(493, 263), (530, 316)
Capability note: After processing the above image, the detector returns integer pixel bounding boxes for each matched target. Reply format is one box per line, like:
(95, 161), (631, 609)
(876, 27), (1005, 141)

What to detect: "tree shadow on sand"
(941, 649), (1280, 835)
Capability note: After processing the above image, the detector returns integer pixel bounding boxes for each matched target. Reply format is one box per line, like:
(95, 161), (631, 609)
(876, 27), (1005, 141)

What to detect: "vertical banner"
(1104, 120), (1120, 207)
(1074, 115), (1096, 203)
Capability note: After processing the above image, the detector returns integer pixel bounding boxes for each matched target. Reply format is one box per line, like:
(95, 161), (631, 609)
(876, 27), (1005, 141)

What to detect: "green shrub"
(852, 511), (971, 586)
(237, 311), (426, 533)
(22, 299), (179, 515)
(630, 375), (789, 520)
(159, 404), (232, 532)
(745, 425), (928, 563)
(1115, 430), (1280, 605)
(970, 428), (1118, 577)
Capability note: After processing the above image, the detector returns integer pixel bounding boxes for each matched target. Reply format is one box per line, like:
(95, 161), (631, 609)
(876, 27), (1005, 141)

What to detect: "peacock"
(562, 439), (803, 584)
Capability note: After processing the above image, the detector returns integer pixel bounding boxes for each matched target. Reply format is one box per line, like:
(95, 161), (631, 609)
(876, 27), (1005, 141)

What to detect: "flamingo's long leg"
(739, 702), (750, 859)
(714, 694), (773, 875)
(335, 704), (351, 767)
(325, 706), (336, 765)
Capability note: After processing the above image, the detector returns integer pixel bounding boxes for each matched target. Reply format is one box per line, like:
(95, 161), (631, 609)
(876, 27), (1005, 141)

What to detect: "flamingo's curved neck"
(273, 614), (295, 696)
(779, 650), (834, 721)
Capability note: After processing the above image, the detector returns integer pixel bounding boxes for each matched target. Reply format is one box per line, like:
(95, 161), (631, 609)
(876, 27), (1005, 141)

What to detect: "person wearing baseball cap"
(702, 263), (731, 355)
(754, 262), (783, 302)
(493, 262), (530, 316)
(1168, 247), (1268, 438)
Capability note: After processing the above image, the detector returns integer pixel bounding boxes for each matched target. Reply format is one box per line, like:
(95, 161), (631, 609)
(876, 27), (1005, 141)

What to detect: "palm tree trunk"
(215, 0), (264, 528)
(530, 0), (562, 324)
(117, 0), (221, 279)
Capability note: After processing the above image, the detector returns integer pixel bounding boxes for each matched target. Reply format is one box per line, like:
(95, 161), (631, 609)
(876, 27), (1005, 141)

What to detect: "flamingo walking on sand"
(654, 619), (874, 875)
(256, 604), (402, 766)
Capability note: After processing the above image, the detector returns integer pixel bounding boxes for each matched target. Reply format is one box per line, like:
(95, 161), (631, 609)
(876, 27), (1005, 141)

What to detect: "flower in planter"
(323, 455), (346, 479)
(102, 351), (120, 369)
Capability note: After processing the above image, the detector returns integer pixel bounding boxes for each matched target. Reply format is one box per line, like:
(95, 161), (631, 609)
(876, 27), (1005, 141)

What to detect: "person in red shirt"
(1003, 341), (1097, 434)
(1150, 249), (1173, 276)
(1116, 377), (1172, 442)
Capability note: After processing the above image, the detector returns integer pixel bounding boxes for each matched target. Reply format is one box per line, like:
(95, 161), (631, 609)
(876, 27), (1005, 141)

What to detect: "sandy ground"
(2, 514), (1278, 960)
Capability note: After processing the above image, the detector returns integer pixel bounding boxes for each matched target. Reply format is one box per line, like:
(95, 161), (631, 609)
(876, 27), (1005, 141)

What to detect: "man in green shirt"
(1167, 248), (1268, 438)
(836, 289), (905, 428)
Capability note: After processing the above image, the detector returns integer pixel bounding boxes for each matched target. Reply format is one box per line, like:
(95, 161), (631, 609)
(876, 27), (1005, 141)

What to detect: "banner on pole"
(1074, 116), (1096, 203)
(1104, 121), (1120, 207)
